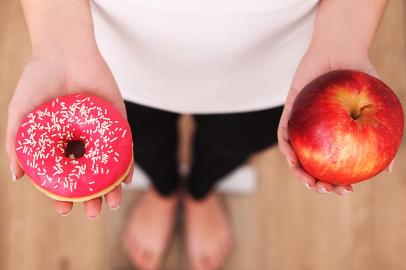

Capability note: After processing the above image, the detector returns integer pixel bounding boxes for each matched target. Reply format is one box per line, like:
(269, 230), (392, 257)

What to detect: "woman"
(6, 0), (391, 269)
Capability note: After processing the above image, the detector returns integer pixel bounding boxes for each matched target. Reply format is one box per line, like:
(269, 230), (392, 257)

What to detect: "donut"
(15, 94), (133, 202)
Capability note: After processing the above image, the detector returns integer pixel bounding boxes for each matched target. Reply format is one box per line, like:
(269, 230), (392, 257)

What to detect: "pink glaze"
(15, 94), (133, 199)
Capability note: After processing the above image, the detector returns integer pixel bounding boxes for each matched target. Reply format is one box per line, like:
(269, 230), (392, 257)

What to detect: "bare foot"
(184, 192), (233, 270)
(122, 188), (179, 270)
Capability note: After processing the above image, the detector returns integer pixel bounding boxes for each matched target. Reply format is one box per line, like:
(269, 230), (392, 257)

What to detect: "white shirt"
(91, 0), (319, 113)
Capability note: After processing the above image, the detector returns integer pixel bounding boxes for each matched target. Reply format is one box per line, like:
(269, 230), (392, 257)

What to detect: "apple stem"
(351, 104), (372, 120)
(360, 104), (373, 112)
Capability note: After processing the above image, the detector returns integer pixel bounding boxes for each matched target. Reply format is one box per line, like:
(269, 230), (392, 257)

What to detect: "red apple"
(288, 70), (404, 186)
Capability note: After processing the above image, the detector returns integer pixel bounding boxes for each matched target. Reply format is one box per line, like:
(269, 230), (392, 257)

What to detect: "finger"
(5, 62), (57, 181)
(54, 200), (73, 216)
(292, 165), (316, 189)
(385, 159), (395, 173)
(6, 103), (26, 181)
(277, 123), (299, 166)
(83, 197), (102, 220)
(123, 161), (135, 185)
(278, 139), (299, 167)
(105, 184), (122, 210)
(315, 181), (334, 194)
(333, 185), (353, 196)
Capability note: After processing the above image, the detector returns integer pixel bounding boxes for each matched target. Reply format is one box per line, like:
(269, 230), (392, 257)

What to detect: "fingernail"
(340, 189), (352, 196)
(341, 186), (353, 195)
(287, 160), (294, 167)
(89, 214), (99, 221)
(318, 187), (330, 194)
(388, 162), (394, 173)
(110, 204), (120, 211)
(61, 211), (70, 217)
(10, 163), (16, 182)
(300, 179), (311, 189)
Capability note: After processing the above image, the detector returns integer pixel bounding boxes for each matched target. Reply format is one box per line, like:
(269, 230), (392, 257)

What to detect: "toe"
(190, 259), (200, 270)
(211, 250), (223, 270)
(123, 237), (143, 268)
(140, 248), (152, 264)
(148, 253), (161, 270)
(139, 248), (157, 270)
(190, 254), (205, 270)
(201, 254), (216, 270)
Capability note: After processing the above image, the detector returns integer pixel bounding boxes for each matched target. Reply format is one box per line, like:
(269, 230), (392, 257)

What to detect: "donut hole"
(65, 140), (86, 159)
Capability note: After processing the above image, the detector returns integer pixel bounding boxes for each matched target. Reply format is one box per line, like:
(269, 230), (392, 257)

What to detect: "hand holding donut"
(6, 46), (134, 219)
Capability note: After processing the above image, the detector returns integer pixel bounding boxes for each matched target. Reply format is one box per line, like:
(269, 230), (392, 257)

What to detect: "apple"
(288, 70), (404, 186)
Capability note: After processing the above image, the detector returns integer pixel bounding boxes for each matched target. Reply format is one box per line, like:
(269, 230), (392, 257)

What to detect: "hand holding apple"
(288, 70), (403, 186)
(277, 47), (398, 195)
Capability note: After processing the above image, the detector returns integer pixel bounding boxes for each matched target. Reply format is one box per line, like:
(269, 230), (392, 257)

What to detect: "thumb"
(5, 100), (26, 181)
(4, 62), (50, 182)
(385, 158), (395, 173)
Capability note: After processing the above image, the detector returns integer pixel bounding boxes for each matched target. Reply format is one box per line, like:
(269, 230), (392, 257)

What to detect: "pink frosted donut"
(15, 94), (133, 202)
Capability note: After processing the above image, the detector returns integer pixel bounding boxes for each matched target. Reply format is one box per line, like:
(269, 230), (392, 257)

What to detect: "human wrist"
(301, 37), (376, 79)
(31, 36), (99, 63)
(29, 16), (99, 59)
(22, 0), (98, 59)
(308, 0), (386, 63)
(308, 33), (370, 61)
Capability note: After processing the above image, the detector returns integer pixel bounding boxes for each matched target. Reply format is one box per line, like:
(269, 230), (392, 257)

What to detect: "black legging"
(125, 101), (283, 200)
